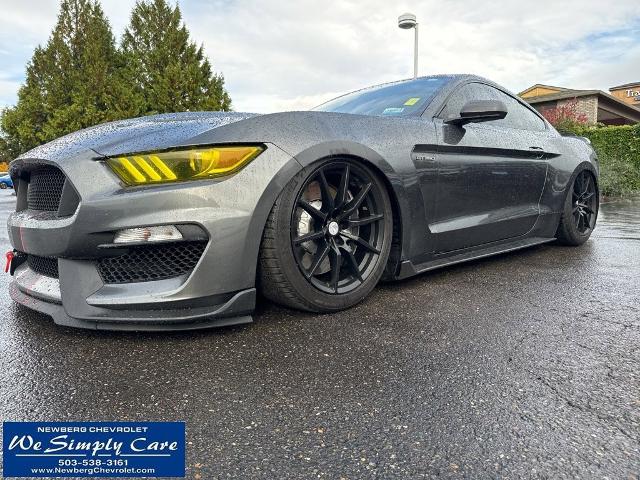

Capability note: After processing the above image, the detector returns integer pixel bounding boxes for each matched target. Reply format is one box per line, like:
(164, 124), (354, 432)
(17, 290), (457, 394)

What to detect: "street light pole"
(413, 22), (419, 79)
(398, 13), (419, 79)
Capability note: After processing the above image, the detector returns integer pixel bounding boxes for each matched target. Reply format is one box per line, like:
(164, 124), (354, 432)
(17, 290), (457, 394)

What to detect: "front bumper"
(8, 144), (300, 330)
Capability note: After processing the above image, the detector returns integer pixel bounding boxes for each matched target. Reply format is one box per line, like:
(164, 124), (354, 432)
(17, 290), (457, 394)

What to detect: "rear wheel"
(556, 170), (598, 246)
(0, 183), (7, 190)
(259, 158), (393, 312)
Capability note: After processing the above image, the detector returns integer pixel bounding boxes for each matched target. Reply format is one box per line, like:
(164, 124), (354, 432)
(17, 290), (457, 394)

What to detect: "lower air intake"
(27, 255), (59, 278)
(97, 241), (207, 284)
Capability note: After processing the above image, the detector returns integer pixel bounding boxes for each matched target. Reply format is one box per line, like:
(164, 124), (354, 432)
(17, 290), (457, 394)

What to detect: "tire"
(259, 158), (393, 312)
(556, 170), (598, 246)
(0, 183), (7, 189)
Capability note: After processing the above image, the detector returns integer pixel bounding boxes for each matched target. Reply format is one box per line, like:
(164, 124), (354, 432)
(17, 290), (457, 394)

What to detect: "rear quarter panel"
(539, 134), (599, 216)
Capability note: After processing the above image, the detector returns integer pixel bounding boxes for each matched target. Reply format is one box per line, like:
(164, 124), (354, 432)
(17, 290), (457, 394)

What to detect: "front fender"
(289, 140), (418, 278)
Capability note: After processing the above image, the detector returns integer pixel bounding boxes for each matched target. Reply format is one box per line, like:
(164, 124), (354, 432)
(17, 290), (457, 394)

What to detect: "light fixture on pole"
(398, 13), (418, 79)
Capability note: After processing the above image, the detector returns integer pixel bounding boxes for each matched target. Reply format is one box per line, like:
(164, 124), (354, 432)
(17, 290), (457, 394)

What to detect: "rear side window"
(441, 83), (546, 131)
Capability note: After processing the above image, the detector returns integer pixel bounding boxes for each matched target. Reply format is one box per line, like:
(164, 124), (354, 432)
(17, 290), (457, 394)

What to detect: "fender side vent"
(27, 166), (66, 212)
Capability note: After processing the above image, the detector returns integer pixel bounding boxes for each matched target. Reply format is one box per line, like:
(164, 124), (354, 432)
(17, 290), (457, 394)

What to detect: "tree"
(1, 46), (50, 158)
(0, 0), (139, 157)
(121, 0), (231, 114)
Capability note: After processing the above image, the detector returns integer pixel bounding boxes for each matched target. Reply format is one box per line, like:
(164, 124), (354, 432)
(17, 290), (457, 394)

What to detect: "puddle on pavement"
(597, 197), (640, 240)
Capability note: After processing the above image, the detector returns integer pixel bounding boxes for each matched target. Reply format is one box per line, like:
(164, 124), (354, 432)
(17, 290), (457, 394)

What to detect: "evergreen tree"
(1, 47), (50, 157)
(0, 0), (140, 157)
(121, 0), (231, 114)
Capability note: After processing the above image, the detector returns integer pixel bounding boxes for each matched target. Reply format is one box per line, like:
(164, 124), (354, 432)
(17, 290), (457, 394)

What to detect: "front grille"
(27, 166), (66, 212)
(97, 241), (207, 284)
(27, 255), (59, 278)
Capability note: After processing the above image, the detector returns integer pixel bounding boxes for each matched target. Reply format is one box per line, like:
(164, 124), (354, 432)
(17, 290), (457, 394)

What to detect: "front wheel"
(0, 183), (7, 190)
(259, 158), (393, 312)
(556, 170), (598, 246)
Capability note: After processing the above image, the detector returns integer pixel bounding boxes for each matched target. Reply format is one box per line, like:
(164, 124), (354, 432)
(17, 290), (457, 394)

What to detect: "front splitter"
(9, 282), (254, 331)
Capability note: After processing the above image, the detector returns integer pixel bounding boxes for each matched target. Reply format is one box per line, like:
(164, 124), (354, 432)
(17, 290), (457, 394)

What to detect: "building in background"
(519, 83), (640, 125)
(609, 82), (640, 107)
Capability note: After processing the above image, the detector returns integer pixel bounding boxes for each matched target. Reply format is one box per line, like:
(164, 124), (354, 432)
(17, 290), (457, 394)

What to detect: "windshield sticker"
(404, 97), (420, 106)
(382, 107), (405, 115)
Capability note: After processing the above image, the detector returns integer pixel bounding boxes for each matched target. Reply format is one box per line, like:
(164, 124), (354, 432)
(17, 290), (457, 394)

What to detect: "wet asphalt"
(0, 189), (638, 479)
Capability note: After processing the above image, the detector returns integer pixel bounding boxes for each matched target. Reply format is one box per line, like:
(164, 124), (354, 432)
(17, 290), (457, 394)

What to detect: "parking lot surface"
(0, 189), (638, 479)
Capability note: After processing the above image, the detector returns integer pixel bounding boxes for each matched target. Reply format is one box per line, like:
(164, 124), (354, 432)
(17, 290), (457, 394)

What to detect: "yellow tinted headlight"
(106, 146), (264, 186)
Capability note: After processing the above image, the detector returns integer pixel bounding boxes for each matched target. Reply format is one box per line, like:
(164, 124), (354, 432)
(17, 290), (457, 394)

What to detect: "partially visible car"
(0, 174), (13, 189)
(5, 74), (599, 330)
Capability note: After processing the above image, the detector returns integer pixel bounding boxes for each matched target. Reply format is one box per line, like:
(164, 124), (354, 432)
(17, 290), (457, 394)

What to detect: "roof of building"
(518, 84), (566, 97)
(523, 89), (601, 103)
(609, 81), (640, 90)
(521, 86), (640, 121)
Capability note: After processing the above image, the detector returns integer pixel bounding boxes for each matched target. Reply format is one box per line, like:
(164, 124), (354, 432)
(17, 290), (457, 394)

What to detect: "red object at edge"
(5, 251), (14, 273)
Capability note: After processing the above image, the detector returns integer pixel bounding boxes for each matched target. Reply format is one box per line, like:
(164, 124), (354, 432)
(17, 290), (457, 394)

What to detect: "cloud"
(0, 0), (638, 112)
(0, 0), (138, 107)
(181, 0), (640, 110)
(0, 77), (22, 108)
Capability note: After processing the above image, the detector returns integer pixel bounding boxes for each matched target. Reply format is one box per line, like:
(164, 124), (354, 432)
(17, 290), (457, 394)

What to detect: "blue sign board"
(3, 422), (185, 478)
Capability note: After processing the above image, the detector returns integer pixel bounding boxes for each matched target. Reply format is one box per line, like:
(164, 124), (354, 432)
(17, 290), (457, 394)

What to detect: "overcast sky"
(0, 0), (639, 113)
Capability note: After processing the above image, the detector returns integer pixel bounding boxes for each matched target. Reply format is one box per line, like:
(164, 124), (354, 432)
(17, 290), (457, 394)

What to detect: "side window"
(442, 83), (546, 131)
(489, 88), (546, 131)
(440, 83), (490, 121)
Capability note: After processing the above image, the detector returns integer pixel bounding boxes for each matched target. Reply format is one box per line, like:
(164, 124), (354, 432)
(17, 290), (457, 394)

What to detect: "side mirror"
(445, 100), (507, 126)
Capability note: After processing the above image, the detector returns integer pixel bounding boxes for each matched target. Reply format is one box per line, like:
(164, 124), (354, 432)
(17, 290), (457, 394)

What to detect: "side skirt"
(396, 236), (555, 280)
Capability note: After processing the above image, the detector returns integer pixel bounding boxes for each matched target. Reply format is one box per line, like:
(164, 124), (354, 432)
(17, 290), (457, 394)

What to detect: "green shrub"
(573, 124), (640, 197)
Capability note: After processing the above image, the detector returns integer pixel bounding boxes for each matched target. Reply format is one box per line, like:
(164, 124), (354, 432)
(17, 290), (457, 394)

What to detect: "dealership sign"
(626, 89), (640, 101)
(3, 422), (185, 477)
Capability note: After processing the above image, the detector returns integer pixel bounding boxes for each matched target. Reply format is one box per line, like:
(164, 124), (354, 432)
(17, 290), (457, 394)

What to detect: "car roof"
(365, 74), (489, 88)
(335, 74), (505, 102)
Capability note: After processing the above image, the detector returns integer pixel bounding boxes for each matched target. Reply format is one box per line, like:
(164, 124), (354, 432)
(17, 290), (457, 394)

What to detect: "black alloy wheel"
(291, 162), (386, 294)
(556, 169), (598, 246)
(572, 170), (597, 234)
(259, 158), (393, 312)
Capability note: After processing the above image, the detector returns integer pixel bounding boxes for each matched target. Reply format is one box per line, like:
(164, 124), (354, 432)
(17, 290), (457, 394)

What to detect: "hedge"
(573, 124), (640, 197)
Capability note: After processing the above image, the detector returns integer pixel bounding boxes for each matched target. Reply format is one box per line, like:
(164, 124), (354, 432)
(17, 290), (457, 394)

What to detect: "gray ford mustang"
(6, 74), (598, 330)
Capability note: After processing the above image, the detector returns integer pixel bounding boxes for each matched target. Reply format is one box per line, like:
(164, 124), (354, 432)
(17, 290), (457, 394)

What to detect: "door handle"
(529, 146), (545, 159)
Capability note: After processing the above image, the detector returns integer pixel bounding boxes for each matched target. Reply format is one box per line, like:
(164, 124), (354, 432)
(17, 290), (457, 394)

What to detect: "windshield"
(314, 76), (452, 116)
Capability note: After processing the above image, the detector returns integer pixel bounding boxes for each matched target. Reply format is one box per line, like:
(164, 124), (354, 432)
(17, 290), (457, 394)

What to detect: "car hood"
(17, 112), (260, 161)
